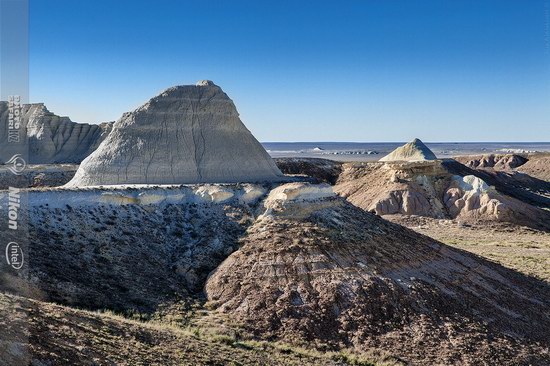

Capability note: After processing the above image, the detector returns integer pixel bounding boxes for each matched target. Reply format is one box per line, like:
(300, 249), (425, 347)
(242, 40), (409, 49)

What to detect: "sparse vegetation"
(390, 215), (550, 282)
(0, 292), (400, 365)
(1, 158), (549, 365)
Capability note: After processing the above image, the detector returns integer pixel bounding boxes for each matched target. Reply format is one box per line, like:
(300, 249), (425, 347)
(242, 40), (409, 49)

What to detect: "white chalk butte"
(0, 102), (111, 164)
(379, 138), (437, 162)
(67, 80), (284, 186)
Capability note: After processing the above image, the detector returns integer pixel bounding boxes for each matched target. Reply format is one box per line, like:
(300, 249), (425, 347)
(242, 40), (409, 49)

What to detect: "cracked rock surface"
(67, 81), (284, 186)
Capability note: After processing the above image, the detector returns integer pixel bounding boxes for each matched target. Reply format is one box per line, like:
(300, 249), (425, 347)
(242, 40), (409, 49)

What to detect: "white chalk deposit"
(2, 184), (269, 210)
(67, 81), (284, 186)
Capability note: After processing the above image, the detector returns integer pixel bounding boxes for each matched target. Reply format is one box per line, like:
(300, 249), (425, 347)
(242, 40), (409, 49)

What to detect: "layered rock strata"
(67, 81), (284, 186)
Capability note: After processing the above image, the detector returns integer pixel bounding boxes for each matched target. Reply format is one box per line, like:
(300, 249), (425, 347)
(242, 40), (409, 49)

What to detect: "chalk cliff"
(67, 80), (284, 186)
(0, 102), (111, 164)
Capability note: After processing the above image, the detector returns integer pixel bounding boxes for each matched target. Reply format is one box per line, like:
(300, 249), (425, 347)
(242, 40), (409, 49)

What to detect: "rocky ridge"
(333, 159), (550, 230)
(454, 154), (528, 170)
(0, 102), (112, 164)
(0, 181), (549, 364)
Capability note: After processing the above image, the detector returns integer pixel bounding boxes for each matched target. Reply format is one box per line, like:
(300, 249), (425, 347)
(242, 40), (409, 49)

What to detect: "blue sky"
(30, 0), (550, 142)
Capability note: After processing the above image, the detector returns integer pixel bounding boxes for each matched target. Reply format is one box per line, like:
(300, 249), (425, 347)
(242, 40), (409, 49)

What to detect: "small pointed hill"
(206, 183), (550, 365)
(379, 138), (437, 162)
(67, 80), (284, 186)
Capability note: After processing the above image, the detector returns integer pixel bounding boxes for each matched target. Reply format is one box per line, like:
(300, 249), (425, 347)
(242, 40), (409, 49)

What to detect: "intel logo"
(5, 242), (24, 270)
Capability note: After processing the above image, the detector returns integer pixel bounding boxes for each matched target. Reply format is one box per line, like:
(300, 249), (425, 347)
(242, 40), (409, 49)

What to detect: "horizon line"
(260, 141), (550, 144)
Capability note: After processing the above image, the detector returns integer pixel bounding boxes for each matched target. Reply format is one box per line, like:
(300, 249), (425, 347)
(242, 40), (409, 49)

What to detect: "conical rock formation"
(67, 81), (284, 186)
(380, 138), (437, 162)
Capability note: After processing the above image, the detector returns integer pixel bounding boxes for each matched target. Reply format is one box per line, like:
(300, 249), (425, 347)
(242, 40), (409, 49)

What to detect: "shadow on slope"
(0, 194), (252, 316)
(443, 159), (550, 210)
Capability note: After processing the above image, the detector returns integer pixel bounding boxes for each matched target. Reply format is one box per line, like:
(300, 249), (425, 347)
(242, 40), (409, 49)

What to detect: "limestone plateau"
(0, 102), (112, 164)
(379, 138), (437, 162)
(67, 80), (284, 186)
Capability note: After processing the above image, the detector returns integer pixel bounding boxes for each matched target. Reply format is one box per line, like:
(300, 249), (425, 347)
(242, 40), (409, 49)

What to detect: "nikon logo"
(8, 187), (20, 230)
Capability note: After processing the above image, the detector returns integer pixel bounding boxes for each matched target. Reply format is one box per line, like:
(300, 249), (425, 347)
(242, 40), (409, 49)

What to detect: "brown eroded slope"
(205, 183), (550, 365)
(386, 215), (550, 282)
(454, 154), (528, 170)
(275, 158), (550, 281)
(518, 153), (550, 182)
(0, 292), (380, 366)
(333, 159), (550, 231)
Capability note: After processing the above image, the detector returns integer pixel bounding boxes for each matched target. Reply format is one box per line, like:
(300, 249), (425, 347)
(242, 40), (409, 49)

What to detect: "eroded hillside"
(205, 183), (550, 365)
(333, 159), (550, 231)
(1, 181), (549, 365)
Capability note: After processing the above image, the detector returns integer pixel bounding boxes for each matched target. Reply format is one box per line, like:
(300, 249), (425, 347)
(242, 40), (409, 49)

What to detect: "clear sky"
(30, 0), (550, 142)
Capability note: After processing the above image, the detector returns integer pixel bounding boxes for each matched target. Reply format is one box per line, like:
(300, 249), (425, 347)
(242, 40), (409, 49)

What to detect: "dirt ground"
(387, 214), (550, 283)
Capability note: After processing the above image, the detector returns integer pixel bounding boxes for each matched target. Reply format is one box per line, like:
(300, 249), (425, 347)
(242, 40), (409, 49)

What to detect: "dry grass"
(0, 292), (405, 366)
(93, 308), (403, 366)
(387, 215), (550, 282)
